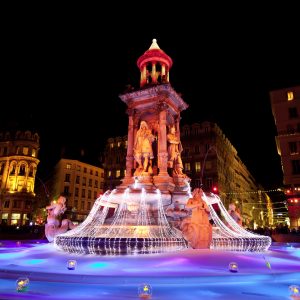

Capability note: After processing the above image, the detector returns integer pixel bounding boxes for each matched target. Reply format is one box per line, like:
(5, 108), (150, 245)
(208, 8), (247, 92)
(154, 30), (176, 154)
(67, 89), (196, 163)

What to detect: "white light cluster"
(203, 193), (272, 252)
(54, 186), (187, 255)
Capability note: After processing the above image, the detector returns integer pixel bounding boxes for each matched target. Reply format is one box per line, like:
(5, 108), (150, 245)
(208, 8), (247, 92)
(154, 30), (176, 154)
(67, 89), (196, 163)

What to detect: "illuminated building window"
(108, 171), (112, 177)
(22, 147), (29, 155)
(110, 143), (114, 149)
(117, 142), (121, 147)
(125, 141), (128, 148)
(31, 149), (36, 157)
(2, 213), (8, 219)
(66, 163), (71, 169)
(185, 163), (191, 171)
(116, 170), (121, 178)
(287, 91), (294, 101)
(11, 213), (20, 220)
(16, 147), (21, 154)
(195, 162), (201, 172)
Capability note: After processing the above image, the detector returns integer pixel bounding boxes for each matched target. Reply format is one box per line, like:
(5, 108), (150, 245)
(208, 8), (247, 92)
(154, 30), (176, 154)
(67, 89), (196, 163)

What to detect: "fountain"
(54, 39), (271, 255)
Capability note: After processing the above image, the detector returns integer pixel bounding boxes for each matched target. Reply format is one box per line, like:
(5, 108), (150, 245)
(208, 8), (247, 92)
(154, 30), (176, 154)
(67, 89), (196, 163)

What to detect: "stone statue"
(167, 125), (184, 176)
(133, 120), (155, 176)
(45, 196), (77, 242)
(228, 203), (243, 226)
(180, 188), (212, 249)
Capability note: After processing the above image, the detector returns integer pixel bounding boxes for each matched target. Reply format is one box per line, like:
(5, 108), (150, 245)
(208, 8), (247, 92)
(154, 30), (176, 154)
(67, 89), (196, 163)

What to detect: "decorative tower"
(119, 39), (190, 201)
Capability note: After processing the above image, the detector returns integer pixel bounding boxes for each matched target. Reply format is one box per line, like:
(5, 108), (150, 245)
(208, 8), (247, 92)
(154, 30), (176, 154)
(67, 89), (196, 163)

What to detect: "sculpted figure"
(228, 203), (243, 226)
(180, 188), (212, 249)
(45, 196), (77, 242)
(167, 125), (184, 176)
(133, 120), (155, 176)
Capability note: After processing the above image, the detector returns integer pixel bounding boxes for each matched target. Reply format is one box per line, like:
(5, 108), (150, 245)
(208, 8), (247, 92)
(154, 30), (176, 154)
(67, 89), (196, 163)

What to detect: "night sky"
(1, 6), (300, 190)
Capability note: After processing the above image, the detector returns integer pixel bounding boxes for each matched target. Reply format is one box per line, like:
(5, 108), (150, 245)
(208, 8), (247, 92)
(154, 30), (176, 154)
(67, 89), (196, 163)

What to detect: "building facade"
(180, 121), (272, 229)
(270, 85), (300, 229)
(102, 136), (128, 191)
(0, 130), (40, 225)
(51, 159), (104, 222)
(103, 122), (273, 229)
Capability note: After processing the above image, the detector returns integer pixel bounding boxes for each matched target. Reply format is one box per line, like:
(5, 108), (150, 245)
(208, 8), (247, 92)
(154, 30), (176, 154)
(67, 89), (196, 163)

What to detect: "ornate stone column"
(120, 109), (135, 186)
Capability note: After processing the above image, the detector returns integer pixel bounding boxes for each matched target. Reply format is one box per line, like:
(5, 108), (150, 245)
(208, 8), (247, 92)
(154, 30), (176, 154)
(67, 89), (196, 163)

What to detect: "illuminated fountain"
(55, 39), (271, 255)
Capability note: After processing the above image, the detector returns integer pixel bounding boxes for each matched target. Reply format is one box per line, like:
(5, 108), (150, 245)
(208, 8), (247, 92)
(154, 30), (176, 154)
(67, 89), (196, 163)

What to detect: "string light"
(220, 188), (283, 195)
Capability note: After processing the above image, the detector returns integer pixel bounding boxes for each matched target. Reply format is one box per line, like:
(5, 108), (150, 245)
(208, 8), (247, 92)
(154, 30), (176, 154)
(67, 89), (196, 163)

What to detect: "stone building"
(0, 130), (40, 225)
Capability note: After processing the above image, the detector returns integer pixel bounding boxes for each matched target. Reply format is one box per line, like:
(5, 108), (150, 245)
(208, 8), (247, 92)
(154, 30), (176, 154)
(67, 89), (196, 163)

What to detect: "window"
(195, 145), (200, 153)
(287, 91), (294, 101)
(66, 163), (71, 169)
(289, 142), (298, 155)
(89, 179), (92, 187)
(195, 162), (201, 172)
(25, 201), (31, 209)
(289, 107), (298, 119)
(22, 147), (29, 155)
(117, 142), (121, 147)
(110, 143), (114, 149)
(76, 176), (80, 184)
(194, 179), (202, 188)
(205, 161), (212, 169)
(82, 177), (86, 186)
(184, 129), (189, 136)
(1, 213), (8, 219)
(116, 170), (121, 178)
(19, 165), (26, 176)
(205, 144), (210, 152)
(95, 171), (98, 176)
(31, 149), (36, 157)
(64, 186), (69, 195)
(204, 127), (209, 133)
(87, 202), (91, 210)
(100, 182), (104, 189)
(90, 170), (93, 175)
(108, 171), (112, 177)
(74, 200), (78, 208)
(116, 156), (120, 163)
(88, 190), (91, 199)
(82, 189), (86, 197)
(185, 163), (191, 171)
(194, 128), (199, 136)
(4, 201), (10, 208)
(206, 178), (213, 189)
(84, 167), (87, 173)
(125, 141), (128, 148)
(101, 172), (104, 178)
(65, 173), (71, 182)
(81, 201), (85, 209)
(94, 180), (98, 188)
(77, 165), (81, 171)
(75, 188), (79, 197)
(94, 191), (97, 199)
(11, 213), (20, 220)
(292, 160), (300, 174)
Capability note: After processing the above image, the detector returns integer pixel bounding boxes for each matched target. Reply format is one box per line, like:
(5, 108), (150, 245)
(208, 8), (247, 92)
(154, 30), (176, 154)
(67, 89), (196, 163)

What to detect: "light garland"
(203, 193), (272, 252)
(221, 188), (283, 195)
(55, 185), (187, 255)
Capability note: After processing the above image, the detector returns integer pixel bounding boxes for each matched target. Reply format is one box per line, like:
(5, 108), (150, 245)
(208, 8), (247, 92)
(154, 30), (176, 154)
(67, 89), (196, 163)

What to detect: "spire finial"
(149, 38), (160, 50)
